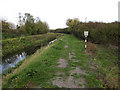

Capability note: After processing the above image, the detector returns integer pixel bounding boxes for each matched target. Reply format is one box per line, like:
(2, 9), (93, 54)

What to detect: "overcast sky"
(0, 0), (119, 29)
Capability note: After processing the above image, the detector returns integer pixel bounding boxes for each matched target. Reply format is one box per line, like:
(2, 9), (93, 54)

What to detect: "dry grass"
(86, 42), (98, 57)
(86, 42), (118, 88)
(104, 67), (118, 88)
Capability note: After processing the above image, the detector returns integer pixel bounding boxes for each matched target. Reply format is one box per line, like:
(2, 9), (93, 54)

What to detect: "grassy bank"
(2, 34), (118, 88)
(2, 33), (61, 58)
(87, 43), (118, 88)
(2, 34), (65, 88)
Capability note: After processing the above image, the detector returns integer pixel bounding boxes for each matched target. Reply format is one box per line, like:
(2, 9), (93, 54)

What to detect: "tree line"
(65, 18), (118, 46)
(1, 13), (49, 39)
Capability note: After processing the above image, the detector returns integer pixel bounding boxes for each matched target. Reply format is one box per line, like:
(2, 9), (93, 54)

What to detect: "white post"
(84, 31), (89, 52)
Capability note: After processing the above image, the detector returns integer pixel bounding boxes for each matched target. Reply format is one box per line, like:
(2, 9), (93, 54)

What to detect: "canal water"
(0, 39), (57, 74)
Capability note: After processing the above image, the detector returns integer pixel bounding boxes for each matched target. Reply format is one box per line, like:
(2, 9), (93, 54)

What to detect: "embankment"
(2, 33), (62, 58)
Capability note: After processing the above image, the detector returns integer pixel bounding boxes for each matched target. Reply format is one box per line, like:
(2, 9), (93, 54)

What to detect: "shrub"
(66, 19), (118, 46)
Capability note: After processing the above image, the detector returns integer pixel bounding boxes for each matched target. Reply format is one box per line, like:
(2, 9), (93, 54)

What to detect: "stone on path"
(52, 67), (87, 88)
(64, 45), (68, 48)
(69, 53), (76, 60)
(57, 59), (68, 68)
(52, 50), (87, 88)
(70, 67), (87, 75)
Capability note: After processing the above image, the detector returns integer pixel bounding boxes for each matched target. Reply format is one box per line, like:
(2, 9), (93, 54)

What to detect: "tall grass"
(2, 34), (65, 88)
(2, 33), (61, 58)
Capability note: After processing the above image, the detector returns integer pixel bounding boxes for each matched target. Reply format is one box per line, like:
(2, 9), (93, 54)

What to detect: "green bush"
(66, 19), (118, 46)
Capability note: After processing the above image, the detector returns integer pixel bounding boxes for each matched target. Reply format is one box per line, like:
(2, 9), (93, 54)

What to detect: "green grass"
(2, 34), (118, 88)
(60, 35), (105, 88)
(2, 34), (65, 88)
(93, 46), (118, 88)
(2, 33), (61, 58)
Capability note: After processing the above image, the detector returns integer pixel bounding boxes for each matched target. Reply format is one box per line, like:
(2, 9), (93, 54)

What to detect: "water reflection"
(1, 39), (57, 74)
(1, 52), (26, 73)
(1, 46), (41, 74)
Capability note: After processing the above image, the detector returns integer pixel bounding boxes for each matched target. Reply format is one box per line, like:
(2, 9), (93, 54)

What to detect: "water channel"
(0, 39), (57, 74)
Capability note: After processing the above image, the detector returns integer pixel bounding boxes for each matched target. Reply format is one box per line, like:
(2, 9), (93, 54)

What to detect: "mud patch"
(52, 76), (84, 88)
(52, 67), (87, 88)
(57, 59), (68, 68)
(64, 45), (68, 48)
(70, 67), (87, 75)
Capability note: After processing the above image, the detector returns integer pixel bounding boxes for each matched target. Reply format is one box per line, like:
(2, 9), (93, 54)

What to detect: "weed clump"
(86, 42), (98, 56)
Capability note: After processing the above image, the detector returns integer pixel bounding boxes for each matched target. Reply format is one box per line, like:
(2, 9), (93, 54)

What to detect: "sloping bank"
(2, 34), (65, 88)
(2, 33), (61, 58)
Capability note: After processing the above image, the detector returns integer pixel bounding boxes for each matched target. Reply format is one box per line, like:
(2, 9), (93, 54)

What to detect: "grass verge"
(2, 34), (65, 88)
